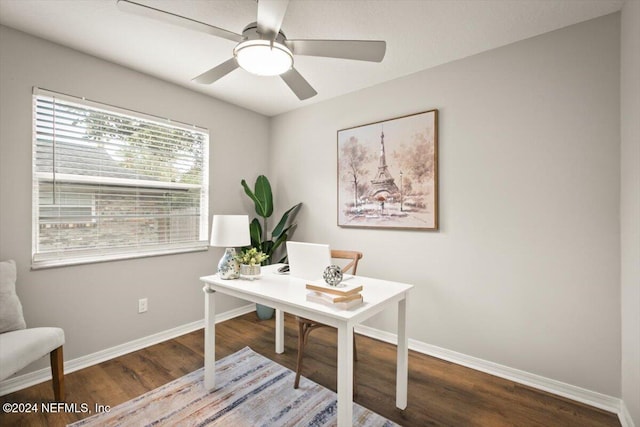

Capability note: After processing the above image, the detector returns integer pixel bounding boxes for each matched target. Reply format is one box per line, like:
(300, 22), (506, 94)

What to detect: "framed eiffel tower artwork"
(337, 109), (438, 230)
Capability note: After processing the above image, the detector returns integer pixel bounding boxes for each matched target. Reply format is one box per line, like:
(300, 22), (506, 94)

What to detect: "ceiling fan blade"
(280, 68), (317, 101)
(286, 40), (386, 62)
(192, 58), (239, 84)
(117, 0), (242, 43)
(257, 0), (289, 40)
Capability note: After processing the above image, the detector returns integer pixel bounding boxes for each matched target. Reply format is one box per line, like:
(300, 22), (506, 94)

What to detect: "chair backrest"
(330, 250), (363, 275)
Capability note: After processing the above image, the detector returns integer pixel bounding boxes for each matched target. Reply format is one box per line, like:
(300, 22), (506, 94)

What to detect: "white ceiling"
(0, 0), (624, 117)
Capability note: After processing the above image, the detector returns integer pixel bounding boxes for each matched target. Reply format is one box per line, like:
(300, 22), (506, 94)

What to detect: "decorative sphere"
(323, 265), (343, 286)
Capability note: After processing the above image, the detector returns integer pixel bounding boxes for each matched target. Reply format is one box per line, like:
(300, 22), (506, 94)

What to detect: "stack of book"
(305, 282), (363, 309)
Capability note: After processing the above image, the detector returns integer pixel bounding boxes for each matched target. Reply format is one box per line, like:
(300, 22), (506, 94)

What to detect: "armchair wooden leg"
(50, 346), (64, 401)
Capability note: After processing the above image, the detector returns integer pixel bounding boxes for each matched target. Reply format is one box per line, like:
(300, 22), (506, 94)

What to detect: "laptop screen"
(286, 241), (331, 281)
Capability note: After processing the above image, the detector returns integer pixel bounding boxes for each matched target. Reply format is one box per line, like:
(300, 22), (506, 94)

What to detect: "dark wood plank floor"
(0, 312), (620, 426)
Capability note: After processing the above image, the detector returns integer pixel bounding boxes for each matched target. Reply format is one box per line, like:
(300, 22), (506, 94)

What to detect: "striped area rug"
(69, 346), (398, 426)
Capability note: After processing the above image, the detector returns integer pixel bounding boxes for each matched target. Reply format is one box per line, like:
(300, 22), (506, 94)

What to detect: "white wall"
(620, 0), (640, 424)
(270, 14), (621, 396)
(0, 26), (268, 369)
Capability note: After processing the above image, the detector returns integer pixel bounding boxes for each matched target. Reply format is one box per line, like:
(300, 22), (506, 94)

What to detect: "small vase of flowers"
(236, 248), (269, 280)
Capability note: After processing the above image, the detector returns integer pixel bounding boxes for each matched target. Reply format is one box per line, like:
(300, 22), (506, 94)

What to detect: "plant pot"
(256, 304), (275, 320)
(240, 264), (261, 280)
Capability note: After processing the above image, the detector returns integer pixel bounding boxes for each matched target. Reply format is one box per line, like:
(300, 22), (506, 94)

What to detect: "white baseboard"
(0, 303), (256, 397)
(353, 324), (631, 426)
(619, 401), (636, 427)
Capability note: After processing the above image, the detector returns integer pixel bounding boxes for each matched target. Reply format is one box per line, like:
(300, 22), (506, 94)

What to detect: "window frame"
(31, 87), (210, 269)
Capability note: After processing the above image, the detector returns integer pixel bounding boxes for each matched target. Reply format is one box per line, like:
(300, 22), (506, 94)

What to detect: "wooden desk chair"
(294, 250), (363, 391)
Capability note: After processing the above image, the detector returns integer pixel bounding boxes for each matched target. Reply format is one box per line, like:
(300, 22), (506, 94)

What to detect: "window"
(32, 88), (209, 268)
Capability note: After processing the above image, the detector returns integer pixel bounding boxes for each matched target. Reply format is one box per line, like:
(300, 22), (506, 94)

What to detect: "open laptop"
(286, 241), (332, 281)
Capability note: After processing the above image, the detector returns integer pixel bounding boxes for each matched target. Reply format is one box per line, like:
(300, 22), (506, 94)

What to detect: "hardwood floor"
(0, 312), (620, 426)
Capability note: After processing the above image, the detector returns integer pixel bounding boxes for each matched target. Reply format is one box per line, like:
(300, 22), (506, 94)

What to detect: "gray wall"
(621, 1), (640, 424)
(270, 14), (621, 396)
(0, 26), (267, 366)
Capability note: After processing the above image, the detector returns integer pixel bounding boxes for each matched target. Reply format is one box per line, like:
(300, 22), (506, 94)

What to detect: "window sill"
(31, 245), (209, 270)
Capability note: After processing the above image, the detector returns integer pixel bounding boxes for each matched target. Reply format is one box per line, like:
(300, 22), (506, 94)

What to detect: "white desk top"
(200, 264), (413, 327)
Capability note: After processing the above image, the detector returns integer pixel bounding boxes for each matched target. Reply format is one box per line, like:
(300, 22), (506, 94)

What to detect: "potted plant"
(235, 248), (269, 280)
(241, 175), (301, 319)
(241, 175), (302, 263)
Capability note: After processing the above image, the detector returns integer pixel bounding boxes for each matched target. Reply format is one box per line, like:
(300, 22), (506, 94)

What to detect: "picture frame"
(337, 109), (438, 230)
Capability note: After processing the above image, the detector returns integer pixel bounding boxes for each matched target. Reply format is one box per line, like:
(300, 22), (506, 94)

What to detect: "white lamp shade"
(210, 215), (251, 247)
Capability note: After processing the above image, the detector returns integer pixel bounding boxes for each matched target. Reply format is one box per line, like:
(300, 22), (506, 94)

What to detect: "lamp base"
(218, 248), (239, 279)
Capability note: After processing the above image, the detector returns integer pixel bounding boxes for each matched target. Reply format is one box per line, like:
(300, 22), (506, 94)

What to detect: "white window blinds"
(32, 88), (209, 268)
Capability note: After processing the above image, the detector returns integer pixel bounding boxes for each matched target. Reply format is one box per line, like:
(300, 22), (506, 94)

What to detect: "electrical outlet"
(138, 298), (148, 314)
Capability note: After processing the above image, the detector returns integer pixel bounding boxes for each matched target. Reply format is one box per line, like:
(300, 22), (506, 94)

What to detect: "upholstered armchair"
(0, 260), (65, 401)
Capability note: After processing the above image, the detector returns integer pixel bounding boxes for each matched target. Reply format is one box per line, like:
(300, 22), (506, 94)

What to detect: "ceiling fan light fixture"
(234, 39), (293, 76)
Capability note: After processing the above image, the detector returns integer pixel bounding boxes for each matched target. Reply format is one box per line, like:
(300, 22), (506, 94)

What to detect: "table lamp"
(210, 215), (250, 279)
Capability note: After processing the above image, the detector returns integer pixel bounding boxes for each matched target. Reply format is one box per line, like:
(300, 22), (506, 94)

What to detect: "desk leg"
(336, 324), (354, 426)
(275, 308), (284, 354)
(203, 286), (216, 391)
(396, 297), (408, 409)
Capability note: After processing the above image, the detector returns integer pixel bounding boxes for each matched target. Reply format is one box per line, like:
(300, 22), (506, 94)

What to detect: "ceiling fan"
(117, 0), (386, 100)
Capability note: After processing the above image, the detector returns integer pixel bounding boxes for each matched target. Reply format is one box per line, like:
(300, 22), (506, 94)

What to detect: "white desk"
(200, 264), (413, 427)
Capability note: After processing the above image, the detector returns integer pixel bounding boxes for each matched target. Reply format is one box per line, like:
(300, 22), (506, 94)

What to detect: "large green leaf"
(272, 203), (302, 239)
(241, 176), (273, 219)
(277, 223), (297, 241)
(271, 231), (289, 254)
(254, 175), (273, 218)
(249, 218), (262, 250)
